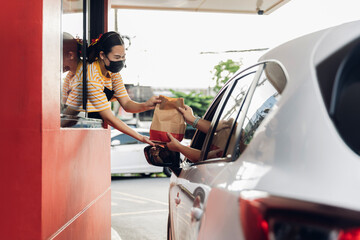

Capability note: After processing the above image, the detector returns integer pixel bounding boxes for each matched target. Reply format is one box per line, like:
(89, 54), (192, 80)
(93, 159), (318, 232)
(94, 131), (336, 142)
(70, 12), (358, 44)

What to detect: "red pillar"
(0, 1), (111, 239)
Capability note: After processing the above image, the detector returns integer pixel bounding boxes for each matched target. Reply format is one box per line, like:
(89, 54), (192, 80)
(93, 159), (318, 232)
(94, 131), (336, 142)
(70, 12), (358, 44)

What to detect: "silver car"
(145, 20), (360, 240)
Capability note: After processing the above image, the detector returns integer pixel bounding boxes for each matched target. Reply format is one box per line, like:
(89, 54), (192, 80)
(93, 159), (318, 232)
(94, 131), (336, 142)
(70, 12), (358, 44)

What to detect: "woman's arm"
(116, 95), (161, 113)
(99, 108), (155, 146)
(166, 133), (201, 163)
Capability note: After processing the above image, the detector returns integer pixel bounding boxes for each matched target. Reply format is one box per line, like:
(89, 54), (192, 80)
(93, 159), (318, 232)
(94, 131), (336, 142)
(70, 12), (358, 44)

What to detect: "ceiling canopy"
(111, 0), (290, 15)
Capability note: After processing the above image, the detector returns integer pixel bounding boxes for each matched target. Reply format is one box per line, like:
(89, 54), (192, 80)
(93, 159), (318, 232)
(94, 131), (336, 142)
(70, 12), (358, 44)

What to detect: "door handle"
(175, 192), (181, 206)
(190, 207), (203, 222)
(191, 195), (203, 222)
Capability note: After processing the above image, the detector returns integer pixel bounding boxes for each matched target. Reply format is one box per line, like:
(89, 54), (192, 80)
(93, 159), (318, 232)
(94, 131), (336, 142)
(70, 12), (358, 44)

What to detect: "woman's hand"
(145, 96), (161, 110)
(178, 105), (196, 125)
(166, 132), (181, 152)
(140, 135), (156, 146)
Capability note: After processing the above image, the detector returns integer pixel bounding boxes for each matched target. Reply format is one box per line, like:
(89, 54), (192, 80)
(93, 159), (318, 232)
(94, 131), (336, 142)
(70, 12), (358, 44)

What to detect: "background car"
(111, 128), (191, 177)
(111, 128), (172, 176)
(145, 21), (360, 240)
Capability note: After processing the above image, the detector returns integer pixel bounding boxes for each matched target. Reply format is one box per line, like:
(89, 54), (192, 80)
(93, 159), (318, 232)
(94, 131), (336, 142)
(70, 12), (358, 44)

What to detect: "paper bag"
(150, 95), (186, 143)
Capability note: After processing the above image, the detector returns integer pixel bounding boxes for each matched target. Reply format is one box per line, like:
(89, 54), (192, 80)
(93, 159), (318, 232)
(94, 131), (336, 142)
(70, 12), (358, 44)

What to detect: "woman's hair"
(87, 31), (124, 63)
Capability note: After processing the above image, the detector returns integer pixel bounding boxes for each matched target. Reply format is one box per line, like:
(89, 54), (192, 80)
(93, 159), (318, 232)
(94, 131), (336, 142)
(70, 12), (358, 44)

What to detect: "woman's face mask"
(105, 58), (125, 73)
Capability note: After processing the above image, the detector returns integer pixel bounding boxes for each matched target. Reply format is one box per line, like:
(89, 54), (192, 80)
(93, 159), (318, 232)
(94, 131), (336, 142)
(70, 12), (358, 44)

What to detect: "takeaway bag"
(150, 95), (186, 143)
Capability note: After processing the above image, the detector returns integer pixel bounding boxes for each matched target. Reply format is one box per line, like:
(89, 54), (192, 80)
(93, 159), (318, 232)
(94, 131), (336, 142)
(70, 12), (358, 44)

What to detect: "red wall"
(0, 0), (111, 239)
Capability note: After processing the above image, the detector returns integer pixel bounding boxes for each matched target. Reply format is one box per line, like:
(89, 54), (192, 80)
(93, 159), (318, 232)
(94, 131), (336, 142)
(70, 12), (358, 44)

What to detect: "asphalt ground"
(111, 176), (170, 240)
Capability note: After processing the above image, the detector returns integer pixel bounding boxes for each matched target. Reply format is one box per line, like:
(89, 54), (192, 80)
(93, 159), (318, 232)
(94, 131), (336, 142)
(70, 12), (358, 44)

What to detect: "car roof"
(259, 20), (360, 85)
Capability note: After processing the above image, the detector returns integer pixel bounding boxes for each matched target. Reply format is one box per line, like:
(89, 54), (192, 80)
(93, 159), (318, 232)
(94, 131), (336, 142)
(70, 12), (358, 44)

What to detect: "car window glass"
(61, 0), (103, 128)
(205, 72), (255, 160)
(233, 62), (287, 158)
(189, 88), (227, 153)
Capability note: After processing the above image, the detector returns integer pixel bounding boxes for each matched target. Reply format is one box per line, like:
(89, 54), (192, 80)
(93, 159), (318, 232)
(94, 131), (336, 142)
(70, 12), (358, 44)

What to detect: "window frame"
(230, 60), (288, 161)
(61, 0), (112, 128)
(187, 64), (264, 165)
(188, 60), (288, 166)
(202, 70), (258, 160)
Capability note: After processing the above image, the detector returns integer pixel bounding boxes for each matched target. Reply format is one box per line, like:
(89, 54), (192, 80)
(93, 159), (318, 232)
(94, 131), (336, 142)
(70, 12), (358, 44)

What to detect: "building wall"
(0, 0), (111, 239)
(42, 0), (111, 239)
(0, 0), (43, 238)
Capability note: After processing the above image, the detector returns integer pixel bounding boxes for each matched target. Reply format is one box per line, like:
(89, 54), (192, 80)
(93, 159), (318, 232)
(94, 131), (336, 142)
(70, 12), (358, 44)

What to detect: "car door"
(170, 65), (263, 240)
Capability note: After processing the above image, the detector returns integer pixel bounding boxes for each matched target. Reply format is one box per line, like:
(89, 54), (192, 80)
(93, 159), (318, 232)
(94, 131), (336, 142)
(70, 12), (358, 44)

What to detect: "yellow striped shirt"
(62, 62), (83, 105)
(66, 60), (128, 112)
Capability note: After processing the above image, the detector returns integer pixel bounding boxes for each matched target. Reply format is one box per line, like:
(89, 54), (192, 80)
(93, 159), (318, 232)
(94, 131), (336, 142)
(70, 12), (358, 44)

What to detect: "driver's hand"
(178, 105), (196, 125)
(166, 132), (181, 152)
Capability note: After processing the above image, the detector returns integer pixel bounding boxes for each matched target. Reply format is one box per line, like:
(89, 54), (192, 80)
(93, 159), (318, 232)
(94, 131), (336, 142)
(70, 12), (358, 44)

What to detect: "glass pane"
(234, 62), (286, 158)
(61, 0), (87, 127)
(206, 72), (255, 160)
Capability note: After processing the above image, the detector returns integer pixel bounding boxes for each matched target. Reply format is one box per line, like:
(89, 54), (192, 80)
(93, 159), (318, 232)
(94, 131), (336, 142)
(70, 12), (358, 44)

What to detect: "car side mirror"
(143, 145), (180, 168)
(111, 139), (121, 146)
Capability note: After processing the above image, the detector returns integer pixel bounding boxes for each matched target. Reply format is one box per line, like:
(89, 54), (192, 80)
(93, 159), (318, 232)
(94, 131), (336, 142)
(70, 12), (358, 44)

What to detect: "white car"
(111, 128), (191, 177)
(145, 20), (360, 240)
(111, 128), (172, 176)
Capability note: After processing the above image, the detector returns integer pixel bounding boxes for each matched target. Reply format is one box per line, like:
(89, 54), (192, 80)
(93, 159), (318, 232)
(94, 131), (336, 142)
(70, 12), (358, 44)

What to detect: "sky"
(106, 0), (359, 89)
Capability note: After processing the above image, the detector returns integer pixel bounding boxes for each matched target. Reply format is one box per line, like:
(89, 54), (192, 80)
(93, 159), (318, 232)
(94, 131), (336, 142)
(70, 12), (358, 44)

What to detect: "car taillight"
(338, 228), (360, 240)
(239, 191), (360, 240)
(240, 197), (269, 240)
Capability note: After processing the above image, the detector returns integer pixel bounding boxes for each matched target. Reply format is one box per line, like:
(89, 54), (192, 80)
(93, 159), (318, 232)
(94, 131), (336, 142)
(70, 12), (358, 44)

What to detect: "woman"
(62, 32), (82, 105)
(65, 31), (159, 145)
(61, 32), (83, 126)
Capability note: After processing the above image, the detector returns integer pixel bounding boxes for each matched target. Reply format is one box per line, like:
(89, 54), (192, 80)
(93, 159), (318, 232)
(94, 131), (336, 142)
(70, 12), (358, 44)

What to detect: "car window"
(233, 61), (287, 159)
(111, 134), (138, 145)
(204, 71), (256, 160)
(189, 88), (227, 153)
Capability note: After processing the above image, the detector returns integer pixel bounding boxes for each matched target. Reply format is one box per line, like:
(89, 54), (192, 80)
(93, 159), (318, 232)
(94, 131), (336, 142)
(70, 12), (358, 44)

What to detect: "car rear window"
(316, 38), (360, 155)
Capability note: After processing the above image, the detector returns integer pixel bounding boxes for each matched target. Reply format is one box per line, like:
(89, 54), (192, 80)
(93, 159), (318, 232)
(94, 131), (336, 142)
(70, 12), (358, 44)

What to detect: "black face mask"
(104, 58), (125, 73)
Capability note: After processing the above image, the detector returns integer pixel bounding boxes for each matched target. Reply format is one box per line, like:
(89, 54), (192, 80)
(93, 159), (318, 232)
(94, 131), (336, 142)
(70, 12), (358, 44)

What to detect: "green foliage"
(212, 59), (242, 92)
(170, 90), (213, 117)
(169, 59), (242, 117)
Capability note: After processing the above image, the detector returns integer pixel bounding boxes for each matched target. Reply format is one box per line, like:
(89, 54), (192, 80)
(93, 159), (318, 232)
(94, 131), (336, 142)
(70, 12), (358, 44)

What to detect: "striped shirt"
(62, 62), (83, 105)
(66, 60), (128, 112)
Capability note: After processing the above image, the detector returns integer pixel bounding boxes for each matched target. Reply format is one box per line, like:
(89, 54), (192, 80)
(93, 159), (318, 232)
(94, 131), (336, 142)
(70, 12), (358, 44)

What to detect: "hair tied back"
(89, 34), (103, 47)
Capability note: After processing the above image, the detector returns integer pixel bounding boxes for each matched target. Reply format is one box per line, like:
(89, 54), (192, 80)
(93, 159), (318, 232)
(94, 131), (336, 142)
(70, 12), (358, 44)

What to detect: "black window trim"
(222, 64), (266, 158)
(189, 60), (288, 166)
(198, 64), (265, 162)
(230, 60), (288, 161)
(202, 70), (257, 160)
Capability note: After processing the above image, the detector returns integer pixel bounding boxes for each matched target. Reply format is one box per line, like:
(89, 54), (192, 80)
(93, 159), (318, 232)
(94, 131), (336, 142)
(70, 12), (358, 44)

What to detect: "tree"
(211, 59), (242, 92)
(170, 59), (242, 117)
(170, 90), (213, 117)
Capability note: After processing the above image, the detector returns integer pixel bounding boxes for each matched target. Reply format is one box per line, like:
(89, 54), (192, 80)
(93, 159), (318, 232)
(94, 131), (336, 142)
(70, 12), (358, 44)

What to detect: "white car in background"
(145, 21), (360, 240)
(111, 128), (190, 177)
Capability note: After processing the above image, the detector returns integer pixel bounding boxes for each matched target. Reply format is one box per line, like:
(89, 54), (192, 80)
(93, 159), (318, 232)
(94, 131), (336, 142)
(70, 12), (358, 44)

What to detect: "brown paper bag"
(150, 95), (186, 143)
